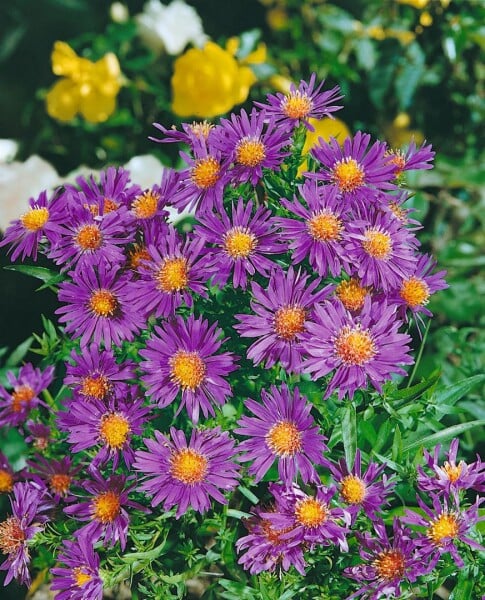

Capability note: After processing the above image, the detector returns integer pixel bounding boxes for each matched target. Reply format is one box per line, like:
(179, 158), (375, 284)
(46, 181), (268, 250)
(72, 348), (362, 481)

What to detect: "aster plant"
(0, 74), (483, 600)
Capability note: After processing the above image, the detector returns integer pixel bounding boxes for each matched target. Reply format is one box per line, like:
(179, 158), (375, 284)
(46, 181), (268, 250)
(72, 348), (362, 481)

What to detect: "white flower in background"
(110, 2), (129, 23)
(136, 0), (207, 55)
(124, 154), (164, 189)
(0, 139), (19, 163)
(0, 155), (60, 232)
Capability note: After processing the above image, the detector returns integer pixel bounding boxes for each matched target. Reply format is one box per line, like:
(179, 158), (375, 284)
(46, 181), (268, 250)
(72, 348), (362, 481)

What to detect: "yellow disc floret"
(92, 491), (121, 522)
(281, 91), (313, 120)
(0, 470), (14, 494)
(49, 474), (72, 496)
(362, 229), (392, 260)
(265, 421), (302, 457)
(273, 306), (306, 341)
(340, 475), (367, 504)
(73, 567), (92, 587)
(76, 224), (103, 251)
(99, 413), (130, 449)
(132, 191), (160, 219)
(89, 289), (119, 317)
(80, 374), (110, 400)
(336, 279), (368, 312)
(334, 325), (376, 366)
(0, 517), (25, 554)
(373, 550), (406, 581)
(20, 207), (49, 231)
(294, 497), (327, 528)
(170, 351), (206, 390)
(191, 156), (220, 189)
(331, 158), (365, 193)
(307, 211), (342, 242)
(11, 385), (35, 412)
(399, 277), (430, 307)
(427, 512), (460, 546)
(156, 257), (189, 293)
(224, 226), (257, 259)
(170, 448), (208, 485)
(235, 137), (266, 167)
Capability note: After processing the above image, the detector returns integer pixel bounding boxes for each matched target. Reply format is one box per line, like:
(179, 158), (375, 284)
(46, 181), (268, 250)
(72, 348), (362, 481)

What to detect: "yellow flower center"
(86, 198), (119, 217)
(170, 448), (208, 485)
(128, 245), (151, 270)
(156, 257), (189, 293)
(307, 211), (342, 242)
(281, 91), (313, 119)
(427, 513), (460, 546)
(273, 306), (306, 341)
(73, 567), (92, 587)
(223, 226), (257, 259)
(389, 202), (407, 221)
(336, 279), (368, 312)
(0, 470), (13, 494)
(49, 473), (72, 496)
(0, 517), (25, 554)
(170, 350), (206, 390)
(340, 475), (367, 504)
(99, 413), (131, 449)
(334, 325), (376, 366)
(80, 374), (110, 400)
(265, 421), (302, 456)
(76, 224), (103, 251)
(362, 229), (392, 260)
(399, 277), (430, 307)
(20, 207), (49, 231)
(132, 191), (160, 219)
(442, 461), (464, 483)
(386, 150), (406, 176)
(261, 519), (294, 545)
(11, 385), (35, 412)
(189, 121), (214, 139)
(331, 158), (365, 193)
(294, 497), (327, 528)
(235, 136), (266, 167)
(92, 491), (121, 523)
(191, 156), (221, 189)
(373, 550), (406, 581)
(89, 289), (119, 317)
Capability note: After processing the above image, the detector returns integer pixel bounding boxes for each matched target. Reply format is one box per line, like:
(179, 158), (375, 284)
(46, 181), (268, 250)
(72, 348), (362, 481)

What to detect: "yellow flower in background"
(46, 41), (122, 123)
(298, 117), (351, 176)
(396, 0), (429, 8)
(171, 40), (263, 118)
(384, 112), (425, 148)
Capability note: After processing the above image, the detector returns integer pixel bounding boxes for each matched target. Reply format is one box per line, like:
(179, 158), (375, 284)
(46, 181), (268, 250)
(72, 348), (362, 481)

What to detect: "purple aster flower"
(385, 139), (435, 177)
(403, 494), (485, 572)
(234, 266), (331, 373)
(0, 189), (65, 261)
(150, 119), (219, 146)
(0, 481), (51, 586)
(387, 253), (448, 325)
(255, 73), (342, 131)
(64, 344), (135, 403)
(235, 383), (327, 484)
(309, 131), (398, 200)
(275, 180), (349, 277)
(25, 421), (51, 451)
(56, 261), (145, 349)
(133, 426), (239, 518)
(417, 438), (485, 499)
(57, 387), (152, 469)
(236, 504), (306, 575)
(0, 453), (15, 495)
(343, 207), (417, 292)
(322, 449), (395, 523)
(302, 297), (413, 400)
(170, 137), (228, 215)
(129, 225), (208, 319)
(64, 471), (144, 551)
(27, 455), (80, 503)
(47, 201), (133, 272)
(344, 518), (424, 599)
(128, 168), (177, 224)
(194, 197), (286, 289)
(70, 166), (141, 214)
(212, 108), (291, 185)
(0, 363), (54, 428)
(140, 314), (238, 423)
(263, 483), (351, 552)
(50, 533), (103, 600)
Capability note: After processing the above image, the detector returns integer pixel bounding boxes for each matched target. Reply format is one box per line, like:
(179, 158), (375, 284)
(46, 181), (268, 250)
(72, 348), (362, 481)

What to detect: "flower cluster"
(0, 75), (480, 599)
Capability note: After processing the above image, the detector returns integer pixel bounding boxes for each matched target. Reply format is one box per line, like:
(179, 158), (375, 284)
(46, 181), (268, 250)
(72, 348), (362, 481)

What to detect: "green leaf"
(391, 370), (441, 406)
(341, 402), (357, 469)
(433, 374), (485, 406)
(391, 425), (402, 463)
(449, 569), (474, 600)
(3, 264), (64, 286)
(6, 336), (33, 367)
(237, 485), (259, 505)
(403, 421), (485, 452)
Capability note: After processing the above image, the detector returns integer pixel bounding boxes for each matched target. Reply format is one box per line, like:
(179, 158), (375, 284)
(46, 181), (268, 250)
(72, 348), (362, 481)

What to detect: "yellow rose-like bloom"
(46, 41), (122, 124)
(298, 117), (351, 176)
(171, 41), (258, 118)
(396, 0), (429, 8)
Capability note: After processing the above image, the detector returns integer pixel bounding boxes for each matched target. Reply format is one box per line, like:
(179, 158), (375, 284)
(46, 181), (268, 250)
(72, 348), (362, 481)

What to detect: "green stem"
(406, 319), (431, 388)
